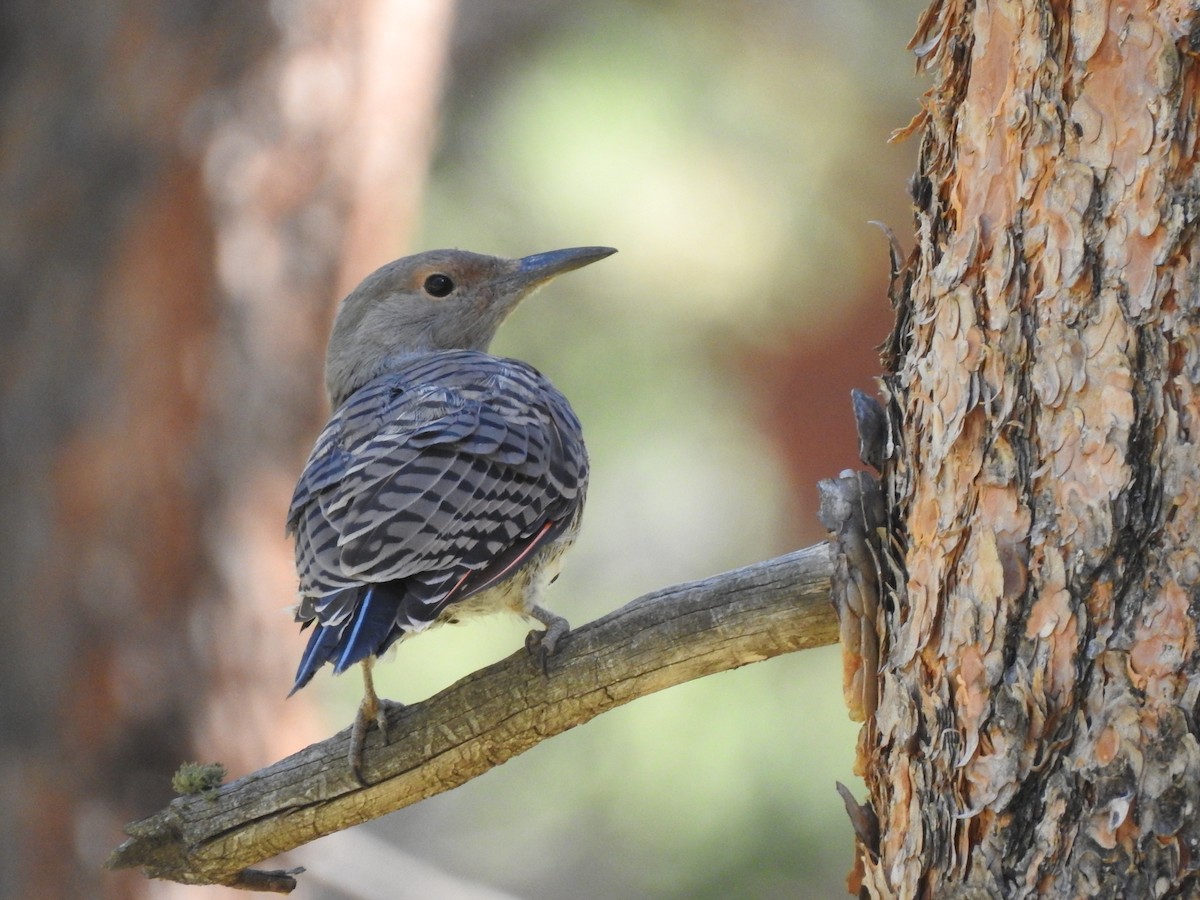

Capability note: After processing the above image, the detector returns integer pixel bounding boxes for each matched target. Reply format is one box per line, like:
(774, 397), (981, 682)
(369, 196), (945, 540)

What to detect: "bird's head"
(324, 245), (616, 407)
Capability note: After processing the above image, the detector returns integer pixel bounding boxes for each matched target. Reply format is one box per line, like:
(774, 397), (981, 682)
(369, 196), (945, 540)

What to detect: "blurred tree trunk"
(852, 2), (1200, 897)
(0, 2), (451, 898)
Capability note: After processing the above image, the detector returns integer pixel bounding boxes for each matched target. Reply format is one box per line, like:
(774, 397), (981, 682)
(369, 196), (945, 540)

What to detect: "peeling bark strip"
(108, 546), (836, 891)
(857, 2), (1200, 898)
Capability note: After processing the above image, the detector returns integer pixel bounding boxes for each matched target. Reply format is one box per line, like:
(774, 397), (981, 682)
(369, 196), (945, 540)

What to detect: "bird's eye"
(423, 273), (455, 297)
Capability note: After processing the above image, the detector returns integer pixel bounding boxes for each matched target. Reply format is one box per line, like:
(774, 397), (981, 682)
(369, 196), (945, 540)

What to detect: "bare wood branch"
(107, 543), (836, 892)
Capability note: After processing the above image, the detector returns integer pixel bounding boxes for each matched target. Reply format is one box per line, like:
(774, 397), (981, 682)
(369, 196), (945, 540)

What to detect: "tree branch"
(107, 543), (836, 892)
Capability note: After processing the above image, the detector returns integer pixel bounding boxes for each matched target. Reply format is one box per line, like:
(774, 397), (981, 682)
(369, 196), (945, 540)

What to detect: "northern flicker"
(287, 245), (614, 782)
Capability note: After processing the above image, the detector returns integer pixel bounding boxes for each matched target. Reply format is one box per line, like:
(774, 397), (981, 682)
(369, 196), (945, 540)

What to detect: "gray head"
(325, 246), (616, 407)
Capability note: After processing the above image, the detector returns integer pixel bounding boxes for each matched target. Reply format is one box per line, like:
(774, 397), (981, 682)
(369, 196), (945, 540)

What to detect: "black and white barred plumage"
(288, 350), (588, 691)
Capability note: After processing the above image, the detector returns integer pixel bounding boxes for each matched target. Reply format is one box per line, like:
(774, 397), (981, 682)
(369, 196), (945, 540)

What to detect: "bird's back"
(288, 350), (588, 689)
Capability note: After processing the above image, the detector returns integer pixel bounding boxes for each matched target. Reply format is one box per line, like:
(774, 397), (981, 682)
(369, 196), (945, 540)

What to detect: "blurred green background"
(305, 2), (924, 898)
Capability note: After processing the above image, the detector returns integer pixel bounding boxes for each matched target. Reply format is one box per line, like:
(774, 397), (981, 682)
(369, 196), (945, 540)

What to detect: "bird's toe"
(525, 618), (568, 675)
(348, 697), (405, 785)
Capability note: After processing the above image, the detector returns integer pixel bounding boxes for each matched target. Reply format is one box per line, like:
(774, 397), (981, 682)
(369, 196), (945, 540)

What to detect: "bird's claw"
(525, 613), (568, 675)
(348, 698), (404, 786)
(525, 629), (551, 674)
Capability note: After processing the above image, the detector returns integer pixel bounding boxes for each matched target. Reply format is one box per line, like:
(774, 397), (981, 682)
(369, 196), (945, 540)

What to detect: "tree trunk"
(853, 2), (1200, 897)
(0, 2), (450, 897)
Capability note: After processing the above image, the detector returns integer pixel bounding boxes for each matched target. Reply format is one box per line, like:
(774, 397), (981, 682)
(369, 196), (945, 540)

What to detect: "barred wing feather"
(287, 351), (587, 610)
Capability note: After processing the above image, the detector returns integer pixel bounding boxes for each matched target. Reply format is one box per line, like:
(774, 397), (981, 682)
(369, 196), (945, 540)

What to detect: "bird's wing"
(288, 351), (587, 605)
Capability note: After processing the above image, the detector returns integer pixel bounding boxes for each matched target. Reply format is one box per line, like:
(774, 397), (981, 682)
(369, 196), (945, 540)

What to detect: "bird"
(286, 245), (615, 782)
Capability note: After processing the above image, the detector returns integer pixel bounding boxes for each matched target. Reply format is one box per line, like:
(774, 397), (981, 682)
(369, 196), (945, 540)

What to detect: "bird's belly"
(433, 541), (571, 627)
(436, 578), (528, 625)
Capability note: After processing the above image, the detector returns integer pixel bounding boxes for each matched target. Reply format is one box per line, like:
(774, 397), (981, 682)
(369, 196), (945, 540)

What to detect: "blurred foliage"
(309, 1), (926, 898)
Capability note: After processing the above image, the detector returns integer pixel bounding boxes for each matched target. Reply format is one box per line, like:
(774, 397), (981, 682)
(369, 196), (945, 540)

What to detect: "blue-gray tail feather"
(290, 584), (401, 694)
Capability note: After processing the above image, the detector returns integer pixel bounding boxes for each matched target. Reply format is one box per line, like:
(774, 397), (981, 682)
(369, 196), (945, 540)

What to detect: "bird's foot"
(348, 695), (405, 786)
(525, 606), (569, 675)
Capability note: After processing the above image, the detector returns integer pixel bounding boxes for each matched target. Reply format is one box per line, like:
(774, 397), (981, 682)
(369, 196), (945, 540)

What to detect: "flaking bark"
(850, 2), (1200, 897)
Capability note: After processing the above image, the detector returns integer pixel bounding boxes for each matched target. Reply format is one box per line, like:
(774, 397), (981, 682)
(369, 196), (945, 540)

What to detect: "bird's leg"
(349, 659), (403, 785)
(525, 605), (570, 674)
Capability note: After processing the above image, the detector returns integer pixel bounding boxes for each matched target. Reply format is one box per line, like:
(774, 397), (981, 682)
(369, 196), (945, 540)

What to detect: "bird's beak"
(511, 246), (617, 292)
